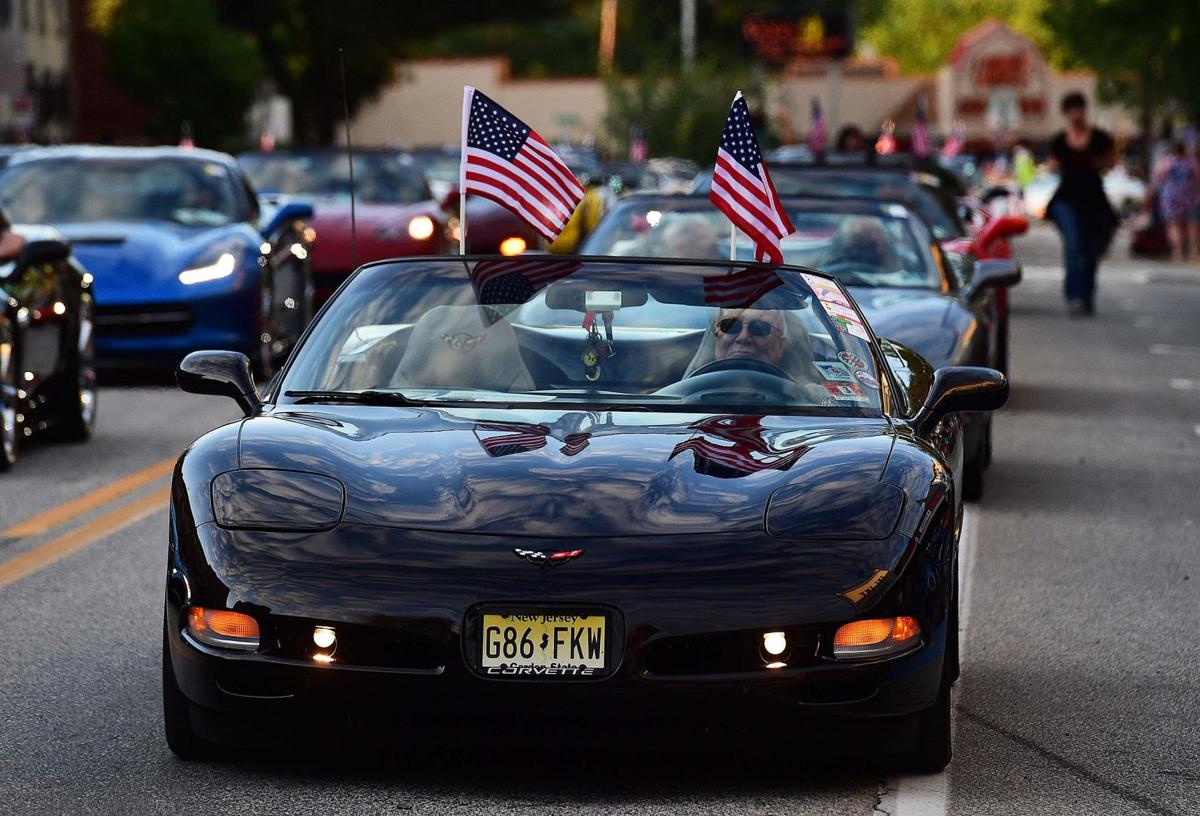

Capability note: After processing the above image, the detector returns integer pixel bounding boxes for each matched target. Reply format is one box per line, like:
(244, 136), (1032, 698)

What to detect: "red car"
(239, 150), (452, 304)
(409, 146), (543, 256)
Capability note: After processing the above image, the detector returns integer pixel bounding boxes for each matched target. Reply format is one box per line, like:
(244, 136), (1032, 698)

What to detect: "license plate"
(480, 612), (606, 677)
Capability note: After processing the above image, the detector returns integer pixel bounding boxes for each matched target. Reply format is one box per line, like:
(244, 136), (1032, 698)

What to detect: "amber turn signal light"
(186, 607), (260, 652)
(499, 236), (527, 256)
(832, 616), (920, 659)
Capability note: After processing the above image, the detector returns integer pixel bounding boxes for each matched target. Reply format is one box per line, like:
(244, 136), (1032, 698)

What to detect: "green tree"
(216, 1), (567, 145)
(860, 0), (1060, 73)
(605, 64), (753, 164)
(98, 0), (262, 151)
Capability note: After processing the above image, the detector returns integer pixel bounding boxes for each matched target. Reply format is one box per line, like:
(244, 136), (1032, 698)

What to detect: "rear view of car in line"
(0, 146), (314, 375)
(164, 254), (1008, 772)
(0, 221), (97, 470)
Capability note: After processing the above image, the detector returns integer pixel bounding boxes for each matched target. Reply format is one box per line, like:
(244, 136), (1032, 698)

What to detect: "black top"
(1049, 128), (1116, 229)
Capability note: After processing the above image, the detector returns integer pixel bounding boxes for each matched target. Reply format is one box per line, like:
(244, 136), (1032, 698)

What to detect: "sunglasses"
(717, 318), (775, 337)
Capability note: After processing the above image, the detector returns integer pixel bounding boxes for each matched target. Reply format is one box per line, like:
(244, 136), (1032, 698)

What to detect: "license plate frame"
(467, 605), (618, 681)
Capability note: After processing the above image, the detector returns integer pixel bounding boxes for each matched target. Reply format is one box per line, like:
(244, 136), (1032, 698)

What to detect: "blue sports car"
(0, 146), (314, 374)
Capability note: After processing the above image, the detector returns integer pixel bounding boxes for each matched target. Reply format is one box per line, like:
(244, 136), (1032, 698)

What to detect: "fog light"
(833, 616), (921, 659)
(499, 236), (527, 256)
(186, 607), (260, 652)
(312, 626), (336, 649)
(762, 631), (788, 656)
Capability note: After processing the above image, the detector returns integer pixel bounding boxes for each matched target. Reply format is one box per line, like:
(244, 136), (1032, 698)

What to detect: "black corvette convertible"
(164, 255), (1006, 771)
(1, 219), (97, 470)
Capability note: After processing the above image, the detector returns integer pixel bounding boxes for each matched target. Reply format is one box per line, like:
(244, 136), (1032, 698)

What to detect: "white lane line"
(1150, 343), (1200, 356)
(875, 506), (978, 816)
(1169, 378), (1199, 391)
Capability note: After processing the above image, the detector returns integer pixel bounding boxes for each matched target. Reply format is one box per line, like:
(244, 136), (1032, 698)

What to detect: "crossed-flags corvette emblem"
(513, 548), (584, 565)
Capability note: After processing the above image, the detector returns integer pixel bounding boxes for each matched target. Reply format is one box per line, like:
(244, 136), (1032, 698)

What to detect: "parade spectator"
(1154, 141), (1199, 262)
(1047, 92), (1117, 317)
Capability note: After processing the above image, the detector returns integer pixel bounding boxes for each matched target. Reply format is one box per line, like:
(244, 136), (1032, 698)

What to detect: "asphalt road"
(1, 226), (1197, 814)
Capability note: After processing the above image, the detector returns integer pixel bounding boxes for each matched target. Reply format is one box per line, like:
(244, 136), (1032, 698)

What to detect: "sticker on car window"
(815, 361), (854, 382)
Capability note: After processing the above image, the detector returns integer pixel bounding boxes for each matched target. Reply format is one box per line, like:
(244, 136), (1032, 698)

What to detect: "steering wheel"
(657, 357), (808, 404)
(819, 259), (882, 286)
(686, 356), (791, 380)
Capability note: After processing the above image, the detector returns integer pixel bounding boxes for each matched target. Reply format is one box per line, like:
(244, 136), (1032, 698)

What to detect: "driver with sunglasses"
(714, 308), (787, 366)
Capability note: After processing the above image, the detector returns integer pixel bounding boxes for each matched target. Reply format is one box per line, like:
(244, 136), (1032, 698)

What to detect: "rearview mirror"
(912, 366), (1008, 437)
(177, 351), (260, 417)
(260, 201), (315, 241)
(963, 259), (1021, 301)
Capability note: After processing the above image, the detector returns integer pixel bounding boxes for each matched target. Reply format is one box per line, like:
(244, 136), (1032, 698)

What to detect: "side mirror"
(974, 214), (1028, 253)
(963, 258), (1021, 301)
(177, 351), (260, 417)
(17, 239), (72, 267)
(912, 366), (1008, 437)
(260, 201), (315, 242)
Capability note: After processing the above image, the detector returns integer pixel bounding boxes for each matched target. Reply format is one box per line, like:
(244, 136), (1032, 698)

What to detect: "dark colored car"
(0, 146), (315, 376)
(240, 149), (452, 304)
(580, 194), (1020, 499)
(165, 255), (1008, 771)
(0, 220), (97, 469)
(695, 162), (1027, 373)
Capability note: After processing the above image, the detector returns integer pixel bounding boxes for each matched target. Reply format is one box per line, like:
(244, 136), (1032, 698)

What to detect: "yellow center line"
(0, 486), (171, 589)
(0, 456), (176, 539)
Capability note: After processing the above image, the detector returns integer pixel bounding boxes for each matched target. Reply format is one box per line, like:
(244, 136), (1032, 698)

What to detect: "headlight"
(211, 469), (345, 531)
(407, 215), (436, 241)
(499, 236), (527, 256)
(179, 252), (237, 285)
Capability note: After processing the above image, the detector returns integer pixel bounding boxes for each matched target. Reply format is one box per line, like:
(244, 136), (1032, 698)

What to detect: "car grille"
(95, 303), (193, 336)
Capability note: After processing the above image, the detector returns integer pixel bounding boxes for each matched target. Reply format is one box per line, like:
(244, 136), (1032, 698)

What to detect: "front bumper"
(95, 281), (258, 362)
(164, 583), (947, 727)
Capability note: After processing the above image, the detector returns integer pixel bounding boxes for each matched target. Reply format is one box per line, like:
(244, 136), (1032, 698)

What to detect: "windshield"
(694, 169), (964, 240)
(411, 151), (461, 185)
(279, 258), (884, 414)
(582, 201), (942, 290)
(238, 152), (430, 205)
(0, 157), (244, 226)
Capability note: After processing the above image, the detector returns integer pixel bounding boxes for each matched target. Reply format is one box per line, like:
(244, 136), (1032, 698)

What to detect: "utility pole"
(599, 0), (618, 75)
(681, 0), (696, 73)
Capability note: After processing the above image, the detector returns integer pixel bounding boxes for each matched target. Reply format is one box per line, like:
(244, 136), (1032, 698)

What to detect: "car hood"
(54, 221), (254, 305)
(848, 287), (959, 369)
(237, 406), (897, 537)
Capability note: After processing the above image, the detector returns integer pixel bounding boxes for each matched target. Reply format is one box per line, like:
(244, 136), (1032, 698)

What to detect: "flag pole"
(730, 223), (736, 261)
(459, 86), (472, 255)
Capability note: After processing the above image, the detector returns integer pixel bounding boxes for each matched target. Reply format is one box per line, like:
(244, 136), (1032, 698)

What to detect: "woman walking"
(1047, 92), (1117, 317)
(1154, 141), (1198, 262)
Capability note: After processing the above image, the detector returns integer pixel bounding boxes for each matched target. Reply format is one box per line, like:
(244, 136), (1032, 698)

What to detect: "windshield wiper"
(283, 390), (425, 405)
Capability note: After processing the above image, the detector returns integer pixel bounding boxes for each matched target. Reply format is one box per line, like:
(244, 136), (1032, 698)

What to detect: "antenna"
(339, 47), (358, 269)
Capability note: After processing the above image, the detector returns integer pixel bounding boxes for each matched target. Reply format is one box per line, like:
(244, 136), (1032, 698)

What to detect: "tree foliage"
(858, 0), (1060, 74)
(215, 1), (562, 145)
(604, 65), (753, 164)
(97, 0), (262, 150)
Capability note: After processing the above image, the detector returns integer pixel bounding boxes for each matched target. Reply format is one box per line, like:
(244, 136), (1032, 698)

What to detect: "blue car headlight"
(211, 469), (345, 531)
(179, 240), (249, 285)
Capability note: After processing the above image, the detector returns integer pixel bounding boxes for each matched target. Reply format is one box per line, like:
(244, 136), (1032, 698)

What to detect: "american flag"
(912, 95), (931, 158)
(461, 87), (584, 242)
(808, 97), (826, 154)
(471, 258), (581, 313)
(559, 432), (591, 457)
(474, 422), (550, 458)
(710, 92), (795, 264)
(669, 416), (808, 478)
(703, 266), (783, 309)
